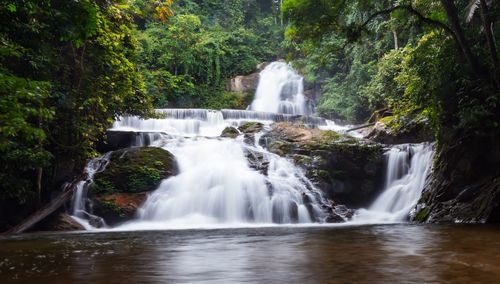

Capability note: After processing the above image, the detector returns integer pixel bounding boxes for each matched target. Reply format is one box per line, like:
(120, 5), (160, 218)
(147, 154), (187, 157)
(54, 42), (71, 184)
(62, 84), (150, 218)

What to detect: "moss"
(238, 122), (264, 134)
(89, 179), (117, 195)
(414, 207), (430, 222)
(320, 130), (342, 142)
(221, 127), (240, 138)
(91, 147), (177, 195)
(379, 115), (395, 125)
(101, 200), (125, 216)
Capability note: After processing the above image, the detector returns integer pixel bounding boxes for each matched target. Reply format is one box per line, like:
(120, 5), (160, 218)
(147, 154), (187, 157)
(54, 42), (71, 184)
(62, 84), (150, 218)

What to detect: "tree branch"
(360, 5), (454, 38)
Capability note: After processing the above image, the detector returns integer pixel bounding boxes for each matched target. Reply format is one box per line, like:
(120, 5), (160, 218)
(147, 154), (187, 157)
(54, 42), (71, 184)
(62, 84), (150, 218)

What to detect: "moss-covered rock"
(259, 122), (385, 208)
(89, 147), (177, 225)
(367, 115), (434, 144)
(90, 147), (177, 195)
(93, 193), (149, 225)
(238, 122), (264, 134)
(220, 127), (240, 139)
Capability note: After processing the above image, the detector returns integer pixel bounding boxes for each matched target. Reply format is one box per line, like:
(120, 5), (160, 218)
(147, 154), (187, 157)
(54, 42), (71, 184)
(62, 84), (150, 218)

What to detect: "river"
(2, 224), (500, 283)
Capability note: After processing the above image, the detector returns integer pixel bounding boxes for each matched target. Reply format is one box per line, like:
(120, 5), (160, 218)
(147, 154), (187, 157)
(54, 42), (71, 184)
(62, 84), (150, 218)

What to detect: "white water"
(250, 61), (313, 115)
(352, 143), (434, 224)
(119, 136), (328, 230)
(70, 153), (112, 229)
(71, 61), (434, 230)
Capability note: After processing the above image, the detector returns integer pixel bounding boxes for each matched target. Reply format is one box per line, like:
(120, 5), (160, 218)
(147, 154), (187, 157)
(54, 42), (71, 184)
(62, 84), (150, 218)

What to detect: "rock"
(34, 213), (85, 231)
(89, 147), (177, 225)
(245, 148), (269, 176)
(226, 73), (260, 93)
(413, 131), (500, 223)
(221, 127), (240, 139)
(238, 122), (264, 134)
(260, 122), (385, 208)
(238, 122), (264, 145)
(90, 147), (177, 195)
(97, 130), (167, 152)
(93, 192), (149, 226)
(366, 116), (434, 144)
(256, 61), (271, 72)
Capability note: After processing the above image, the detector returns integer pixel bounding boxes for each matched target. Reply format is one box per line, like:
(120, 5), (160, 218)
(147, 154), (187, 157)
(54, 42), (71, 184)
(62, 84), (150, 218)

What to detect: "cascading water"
(110, 110), (331, 230)
(70, 153), (112, 228)
(71, 60), (434, 230)
(249, 61), (313, 115)
(352, 143), (434, 223)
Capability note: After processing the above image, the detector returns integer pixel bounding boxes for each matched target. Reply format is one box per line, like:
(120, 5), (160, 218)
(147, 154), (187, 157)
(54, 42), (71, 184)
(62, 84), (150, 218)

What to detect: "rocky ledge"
(89, 147), (178, 225)
(259, 122), (385, 209)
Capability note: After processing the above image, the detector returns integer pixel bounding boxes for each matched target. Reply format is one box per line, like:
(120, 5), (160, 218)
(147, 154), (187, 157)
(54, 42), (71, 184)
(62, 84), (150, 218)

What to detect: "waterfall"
(112, 114), (329, 230)
(121, 137), (327, 230)
(70, 153), (112, 228)
(352, 143), (434, 223)
(249, 61), (313, 115)
(112, 108), (328, 139)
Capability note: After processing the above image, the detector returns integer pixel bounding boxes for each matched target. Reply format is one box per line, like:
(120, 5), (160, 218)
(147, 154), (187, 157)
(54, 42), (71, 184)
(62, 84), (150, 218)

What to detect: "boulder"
(220, 127), (240, 139)
(97, 130), (167, 152)
(238, 122), (264, 145)
(226, 73), (260, 93)
(259, 122), (385, 208)
(89, 147), (177, 225)
(238, 122), (264, 134)
(93, 193), (149, 226)
(366, 116), (434, 144)
(245, 148), (269, 176)
(34, 213), (85, 231)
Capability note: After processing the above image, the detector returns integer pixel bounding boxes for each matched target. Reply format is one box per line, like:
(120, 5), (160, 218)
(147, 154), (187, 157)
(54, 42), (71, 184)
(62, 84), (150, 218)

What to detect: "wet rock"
(366, 116), (434, 144)
(221, 127), (240, 139)
(414, 131), (500, 223)
(260, 122), (385, 208)
(245, 149), (269, 176)
(90, 147), (177, 195)
(89, 147), (177, 225)
(239, 122), (264, 145)
(238, 122), (264, 134)
(93, 192), (149, 226)
(97, 130), (168, 152)
(324, 205), (355, 223)
(34, 213), (85, 231)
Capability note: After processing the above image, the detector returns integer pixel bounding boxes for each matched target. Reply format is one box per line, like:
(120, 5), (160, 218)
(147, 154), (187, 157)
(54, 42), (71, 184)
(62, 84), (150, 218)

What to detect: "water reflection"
(1, 225), (500, 283)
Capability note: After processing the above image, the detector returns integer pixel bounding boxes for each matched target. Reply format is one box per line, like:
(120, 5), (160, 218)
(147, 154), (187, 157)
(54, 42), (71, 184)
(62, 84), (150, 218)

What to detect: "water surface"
(1, 224), (500, 283)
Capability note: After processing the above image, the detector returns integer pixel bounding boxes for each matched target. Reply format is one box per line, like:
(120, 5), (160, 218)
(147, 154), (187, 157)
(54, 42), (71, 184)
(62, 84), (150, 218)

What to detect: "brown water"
(1, 224), (500, 283)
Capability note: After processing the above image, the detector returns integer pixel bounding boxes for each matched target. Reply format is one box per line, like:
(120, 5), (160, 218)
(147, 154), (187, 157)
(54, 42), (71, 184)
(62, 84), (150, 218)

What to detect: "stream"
(2, 225), (500, 283)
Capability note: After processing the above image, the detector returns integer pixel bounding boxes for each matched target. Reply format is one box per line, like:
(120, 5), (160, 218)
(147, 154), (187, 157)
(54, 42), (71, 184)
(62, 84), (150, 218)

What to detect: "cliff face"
(414, 131), (500, 223)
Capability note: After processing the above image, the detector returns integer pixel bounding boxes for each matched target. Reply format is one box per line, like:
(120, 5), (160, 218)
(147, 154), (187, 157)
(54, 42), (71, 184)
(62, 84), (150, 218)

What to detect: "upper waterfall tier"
(112, 108), (329, 138)
(249, 61), (313, 115)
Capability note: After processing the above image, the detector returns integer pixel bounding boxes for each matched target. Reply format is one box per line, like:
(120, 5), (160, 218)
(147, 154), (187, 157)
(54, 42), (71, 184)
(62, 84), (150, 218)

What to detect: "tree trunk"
(479, 0), (500, 88)
(35, 168), (43, 209)
(392, 30), (399, 49)
(440, 0), (484, 77)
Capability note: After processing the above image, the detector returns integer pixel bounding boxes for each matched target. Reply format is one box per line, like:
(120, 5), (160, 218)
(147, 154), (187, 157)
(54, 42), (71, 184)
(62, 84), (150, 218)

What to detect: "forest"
(1, 0), (499, 226)
(1, 1), (500, 282)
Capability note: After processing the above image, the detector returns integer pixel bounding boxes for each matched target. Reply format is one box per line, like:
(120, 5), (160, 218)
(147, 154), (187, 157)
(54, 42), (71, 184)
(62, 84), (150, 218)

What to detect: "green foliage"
(283, 0), (500, 138)
(0, 1), (153, 204)
(136, 0), (284, 109)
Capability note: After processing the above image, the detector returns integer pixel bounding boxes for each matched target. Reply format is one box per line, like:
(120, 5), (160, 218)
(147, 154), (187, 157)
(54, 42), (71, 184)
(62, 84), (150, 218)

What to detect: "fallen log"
(346, 123), (376, 132)
(4, 180), (81, 235)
